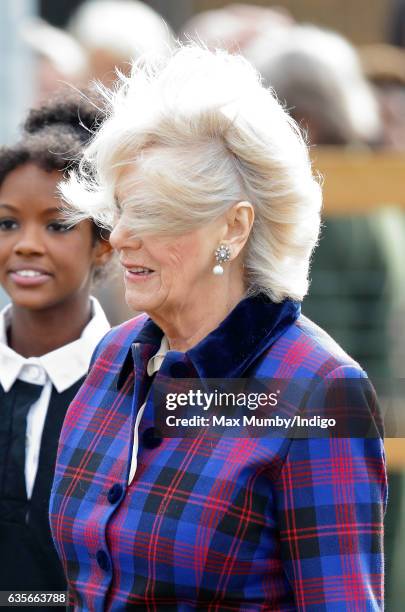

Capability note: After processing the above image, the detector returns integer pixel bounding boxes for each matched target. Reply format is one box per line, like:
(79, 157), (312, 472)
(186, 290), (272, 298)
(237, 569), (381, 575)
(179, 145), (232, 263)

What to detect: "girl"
(0, 95), (112, 596)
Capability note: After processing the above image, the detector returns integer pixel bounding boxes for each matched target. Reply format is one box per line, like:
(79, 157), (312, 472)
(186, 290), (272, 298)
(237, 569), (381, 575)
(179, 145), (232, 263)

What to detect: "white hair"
(68, 0), (174, 61)
(61, 45), (322, 302)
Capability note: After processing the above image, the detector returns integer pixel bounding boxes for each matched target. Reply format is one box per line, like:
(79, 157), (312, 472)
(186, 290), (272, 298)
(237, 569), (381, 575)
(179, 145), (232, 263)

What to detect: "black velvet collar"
(129, 294), (300, 379)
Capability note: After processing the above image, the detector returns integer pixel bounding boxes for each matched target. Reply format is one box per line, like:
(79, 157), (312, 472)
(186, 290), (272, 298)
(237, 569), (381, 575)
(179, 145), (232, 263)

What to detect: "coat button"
(107, 483), (123, 504)
(142, 427), (163, 449)
(96, 550), (111, 572)
(170, 362), (189, 378)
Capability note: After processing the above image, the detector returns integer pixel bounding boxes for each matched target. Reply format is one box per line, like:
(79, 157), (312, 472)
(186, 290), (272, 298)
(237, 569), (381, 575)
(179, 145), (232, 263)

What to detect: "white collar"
(147, 335), (170, 376)
(0, 297), (110, 393)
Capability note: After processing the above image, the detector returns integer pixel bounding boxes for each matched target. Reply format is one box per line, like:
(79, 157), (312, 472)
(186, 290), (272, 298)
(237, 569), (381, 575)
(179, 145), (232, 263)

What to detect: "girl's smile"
(8, 266), (53, 288)
(0, 163), (104, 312)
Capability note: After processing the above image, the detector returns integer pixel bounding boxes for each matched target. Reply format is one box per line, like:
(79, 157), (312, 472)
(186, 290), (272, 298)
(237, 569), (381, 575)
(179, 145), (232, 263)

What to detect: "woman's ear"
(223, 201), (254, 258)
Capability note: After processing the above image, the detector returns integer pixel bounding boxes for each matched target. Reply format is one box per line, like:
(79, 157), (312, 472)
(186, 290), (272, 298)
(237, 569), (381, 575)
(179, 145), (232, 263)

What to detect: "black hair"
(0, 91), (106, 243)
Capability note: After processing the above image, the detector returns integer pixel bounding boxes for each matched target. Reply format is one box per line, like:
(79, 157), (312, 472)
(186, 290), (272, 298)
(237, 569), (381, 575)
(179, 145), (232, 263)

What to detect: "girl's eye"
(47, 221), (74, 233)
(0, 218), (18, 231)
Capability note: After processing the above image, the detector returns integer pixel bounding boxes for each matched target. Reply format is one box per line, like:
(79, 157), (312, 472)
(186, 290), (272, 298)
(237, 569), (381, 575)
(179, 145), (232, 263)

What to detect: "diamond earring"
(213, 244), (231, 275)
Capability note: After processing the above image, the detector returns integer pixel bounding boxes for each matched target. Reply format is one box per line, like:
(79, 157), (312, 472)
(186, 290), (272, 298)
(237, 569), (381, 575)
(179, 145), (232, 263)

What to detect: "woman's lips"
(124, 267), (156, 283)
(8, 269), (52, 287)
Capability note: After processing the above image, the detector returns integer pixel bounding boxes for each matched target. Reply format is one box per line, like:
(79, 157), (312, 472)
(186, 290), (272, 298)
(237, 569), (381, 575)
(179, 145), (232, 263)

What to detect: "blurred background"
(1, 0), (405, 608)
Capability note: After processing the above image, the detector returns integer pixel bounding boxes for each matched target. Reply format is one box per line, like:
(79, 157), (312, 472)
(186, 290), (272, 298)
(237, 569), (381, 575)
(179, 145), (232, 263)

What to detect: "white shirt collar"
(0, 297), (110, 393)
(147, 335), (170, 376)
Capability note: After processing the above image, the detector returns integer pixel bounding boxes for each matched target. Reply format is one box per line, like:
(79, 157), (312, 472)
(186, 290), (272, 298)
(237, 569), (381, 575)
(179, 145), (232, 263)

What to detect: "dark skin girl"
(0, 163), (112, 358)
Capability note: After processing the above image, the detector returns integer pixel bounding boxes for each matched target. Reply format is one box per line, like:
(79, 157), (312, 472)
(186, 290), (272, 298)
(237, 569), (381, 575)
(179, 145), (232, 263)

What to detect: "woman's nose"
(109, 219), (142, 251)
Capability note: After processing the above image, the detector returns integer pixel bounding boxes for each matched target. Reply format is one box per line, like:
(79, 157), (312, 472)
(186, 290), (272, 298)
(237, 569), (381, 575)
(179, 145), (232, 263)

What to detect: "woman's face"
(110, 211), (223, 318)
(0, 163), (108, 311)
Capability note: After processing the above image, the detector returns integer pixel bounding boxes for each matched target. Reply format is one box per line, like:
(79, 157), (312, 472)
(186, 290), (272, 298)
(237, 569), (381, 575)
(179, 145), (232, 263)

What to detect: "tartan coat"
(49, 295), (387, 611)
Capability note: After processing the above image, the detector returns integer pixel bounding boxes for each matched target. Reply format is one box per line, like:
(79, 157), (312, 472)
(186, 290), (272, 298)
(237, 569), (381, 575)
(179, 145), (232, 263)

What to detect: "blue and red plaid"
(50, 295), (387, 611)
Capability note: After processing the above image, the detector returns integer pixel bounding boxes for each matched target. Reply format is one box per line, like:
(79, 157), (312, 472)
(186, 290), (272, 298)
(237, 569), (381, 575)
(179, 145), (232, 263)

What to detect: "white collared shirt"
(0, 297), (110, 498)
(128, 335), (169, 484)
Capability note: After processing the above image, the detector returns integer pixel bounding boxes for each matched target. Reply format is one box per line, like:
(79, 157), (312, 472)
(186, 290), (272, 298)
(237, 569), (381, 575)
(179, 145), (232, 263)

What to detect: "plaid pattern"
(49, 296), (387, 611)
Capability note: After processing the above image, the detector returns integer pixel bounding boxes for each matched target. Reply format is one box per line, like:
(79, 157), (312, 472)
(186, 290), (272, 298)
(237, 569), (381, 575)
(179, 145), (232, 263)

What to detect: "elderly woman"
(50, 46), (386, 610)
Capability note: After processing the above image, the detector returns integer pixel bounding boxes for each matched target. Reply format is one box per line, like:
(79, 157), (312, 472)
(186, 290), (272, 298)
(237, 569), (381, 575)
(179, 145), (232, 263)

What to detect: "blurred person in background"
(360, 40), (405, 609)
(0, 94), (112, 603)
(181, 3), (293, 55)
(68, 0), (175, 85)
(69, 0), (175, 324)
(21, 18), (89, 103)
(253, 23), (390, 379)
(361, 43), (405, 151)
(389, 0), (405, 48)
(21, 0), (175, 325)
(254, 25), (381, 146)
(23, 0), (174, 95)
(255, 23), (403, 609)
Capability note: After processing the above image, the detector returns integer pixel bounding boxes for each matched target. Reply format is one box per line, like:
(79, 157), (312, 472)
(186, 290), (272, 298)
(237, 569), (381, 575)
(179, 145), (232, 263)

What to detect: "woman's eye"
(0, 218), (18, 231)
(47, 221), (74, 233)
(114, 200), (123, 217)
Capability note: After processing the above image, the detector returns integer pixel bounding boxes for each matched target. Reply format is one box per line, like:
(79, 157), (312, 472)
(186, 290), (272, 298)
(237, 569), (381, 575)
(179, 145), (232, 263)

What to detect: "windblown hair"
(61, 45), (322, 302)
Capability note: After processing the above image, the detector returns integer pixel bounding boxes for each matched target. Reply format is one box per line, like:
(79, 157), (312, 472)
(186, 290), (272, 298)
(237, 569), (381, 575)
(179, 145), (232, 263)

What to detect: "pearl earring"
(213, 244), (231, 275)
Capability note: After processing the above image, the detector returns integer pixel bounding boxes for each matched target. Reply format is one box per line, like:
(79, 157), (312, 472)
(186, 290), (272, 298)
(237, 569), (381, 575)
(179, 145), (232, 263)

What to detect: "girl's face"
(0, 163), (109, 311)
